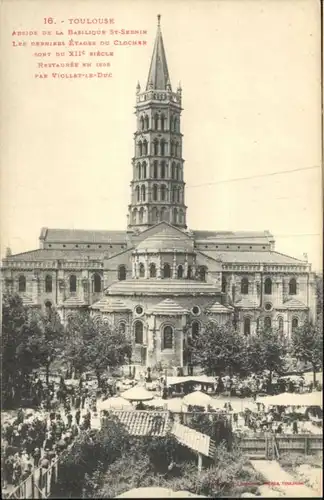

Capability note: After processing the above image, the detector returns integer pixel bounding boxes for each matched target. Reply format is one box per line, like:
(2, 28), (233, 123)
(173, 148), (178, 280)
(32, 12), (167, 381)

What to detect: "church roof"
(137, 229), (193, 252)
(61, 296), (87, 308)
(147, 298), (189, 315)
(40, 227), (127, 244)
(277, 298), (308, 310)
(193, 230), (273, 243)
(106, 279), (219, 296)
(234, 297), (260, 309)
(202, 250), (306, 265)
(102, 298), (130, 313)
(207, 301), (233, 314)
(20, 294), (35, 306)
(3, 248), (106, 262)
(146, 15), (171, 91)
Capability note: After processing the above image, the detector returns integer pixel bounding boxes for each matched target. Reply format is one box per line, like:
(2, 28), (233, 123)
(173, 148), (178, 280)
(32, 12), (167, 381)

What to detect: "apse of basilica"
(2, 16), (316, 373)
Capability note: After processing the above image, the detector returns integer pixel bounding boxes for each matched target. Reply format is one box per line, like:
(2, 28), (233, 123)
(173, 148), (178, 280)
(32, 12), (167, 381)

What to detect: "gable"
(132, 221), (192, 244)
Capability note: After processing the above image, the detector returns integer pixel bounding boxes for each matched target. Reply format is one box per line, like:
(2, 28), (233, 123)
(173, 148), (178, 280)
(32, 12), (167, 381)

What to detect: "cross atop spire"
(146, 15), (171, 91)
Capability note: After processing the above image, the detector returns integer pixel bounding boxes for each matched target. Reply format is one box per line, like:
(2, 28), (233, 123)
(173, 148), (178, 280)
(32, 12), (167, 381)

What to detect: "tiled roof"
(171, 422), (211, 457)
(42, 228), (128, 243)
(90, 296), (109, 310)
(102, 298), (130, 312)
(203, 250), (306, 265)
(207, 301), (233, 314)
(3, 249), (106, 262)
(137, 230), (193, 252)
(235, 297), (260, 309)
(107, 279), (219, 295)
(61, 296), (87, 308)
(277, 298), (308, 310)
(193, 230), (273, 242)
(20, 294), (35, 306)
(110, 410), (171, 436)
(147, 298), (189, 315)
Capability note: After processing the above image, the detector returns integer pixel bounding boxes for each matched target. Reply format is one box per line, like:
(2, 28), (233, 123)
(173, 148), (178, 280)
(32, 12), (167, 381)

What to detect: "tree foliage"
(291, 321), (323, 385)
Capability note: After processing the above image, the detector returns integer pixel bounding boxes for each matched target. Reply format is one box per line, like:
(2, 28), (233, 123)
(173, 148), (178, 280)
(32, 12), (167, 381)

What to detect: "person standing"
(75, 409), (81, 426)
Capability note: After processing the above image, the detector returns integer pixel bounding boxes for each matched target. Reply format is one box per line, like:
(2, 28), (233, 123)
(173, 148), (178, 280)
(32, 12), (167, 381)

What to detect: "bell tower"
(127, 15), (187, 232)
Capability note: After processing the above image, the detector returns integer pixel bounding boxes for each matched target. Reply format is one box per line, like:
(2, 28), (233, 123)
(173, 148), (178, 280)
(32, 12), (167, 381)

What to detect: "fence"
(237, 433), (323, 459)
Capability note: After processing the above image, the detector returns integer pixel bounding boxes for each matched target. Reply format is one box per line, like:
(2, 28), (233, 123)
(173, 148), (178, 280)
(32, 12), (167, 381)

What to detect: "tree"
(291, 321), (323, 385)
(64, 312), (98, 378)
(189, 321), (248, 377)
(246, 327), (287, 386)
(315, 273), (323, 326)
(36, 308), (65, 384)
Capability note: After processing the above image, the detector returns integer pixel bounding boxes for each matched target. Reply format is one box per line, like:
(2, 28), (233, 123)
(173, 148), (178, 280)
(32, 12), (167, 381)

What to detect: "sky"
(0, 0), (322, 270)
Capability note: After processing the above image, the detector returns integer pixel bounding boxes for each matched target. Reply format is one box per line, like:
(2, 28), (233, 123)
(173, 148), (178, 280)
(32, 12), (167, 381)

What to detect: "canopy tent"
(182, 390), (213, 408)
(143, 397), (183, 412)
(115, 487), (207, 498)
(257, 391), (323, 408)
(97, 396), (133, 411)
(121, 386), (154, 402)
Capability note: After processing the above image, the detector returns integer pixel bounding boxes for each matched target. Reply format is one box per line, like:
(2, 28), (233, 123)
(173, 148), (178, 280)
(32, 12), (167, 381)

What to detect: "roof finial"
(157, 14), (161, 27)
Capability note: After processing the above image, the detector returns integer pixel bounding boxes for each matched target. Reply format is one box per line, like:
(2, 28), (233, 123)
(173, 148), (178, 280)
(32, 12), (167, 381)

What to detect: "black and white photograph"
(1, 0), (323, 498)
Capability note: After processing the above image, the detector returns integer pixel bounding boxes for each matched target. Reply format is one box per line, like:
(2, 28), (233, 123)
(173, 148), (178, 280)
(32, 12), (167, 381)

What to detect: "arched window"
(175, 142), (179, 157)
(149, 263), (156, 278)
(160, 185), (166, 201)
(163, 263), (171, 278)
(264, 316), (272, 330)
(171, 141), (174, 156)
(142, 162), (147, 178)
(221, 274), (227, 293)
(119, 321), (126, 334)
(292, 317), (299, 333)
(140, 116), (144, 130)
(141, 185), (146, 202)
(171, 162), (176, 179)
(160, 162), (166, 179)
(69, 275), (77, 293)
(134, 321), (143, 344)
(177, 265), (184, 278)
(174, 117), (178, 132)
(179, 210), (184, 225)
(278, 316), (284, 333)
(192, 321), (200, 339)
(93, 273), (102, 293)
(289, 278), (297, 295)
(138, 141), (143, 156)
(135, 186), (140, 202)
(162, 325), (173, 349)
(153, 161), (158, 179)
(45, 275), (52, 292)
(153, 139), (158, 155)
(143, 140), (148, 155)
(45, 300), (52, 312)
(198, 266), (206, 282)
(160, 114), (165, 131)
(187, 265), (193, 279)
(151, 207), (158, 223)
(136, 163), (141, 179)
(241, 278), (249, 295)
(170, 116), (174, 131)
(139, 207), (144, 224)
(176, 188), (180, 202)
(145, 115), (149, 129)
(264, 278), (272, 295)
(139, 263), (145, 278)
(173, 208), (178, 224)
(153, 184), (158, 201)
(132, 209), (138, 224)
(118, 265), (126, 281)
(18, 275), (26, 292)
(177, 163), (181, 180)
(154, 114), (159, 130)
(244, 317), (251, 336)
(160, 140), (165, 156)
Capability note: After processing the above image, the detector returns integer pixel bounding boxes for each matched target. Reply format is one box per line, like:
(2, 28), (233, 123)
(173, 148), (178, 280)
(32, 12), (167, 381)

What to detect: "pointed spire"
(146, 15), (171, 91)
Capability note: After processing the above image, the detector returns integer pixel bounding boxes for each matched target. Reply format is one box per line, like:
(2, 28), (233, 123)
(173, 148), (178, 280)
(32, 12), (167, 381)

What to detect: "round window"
(135, 305), (144, 316)
(264, 302), (273, 311)
(191, 306), (201, 316)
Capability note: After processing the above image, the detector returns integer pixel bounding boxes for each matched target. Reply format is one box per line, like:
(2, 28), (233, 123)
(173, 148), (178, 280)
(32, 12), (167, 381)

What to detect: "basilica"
(2, 17), (316, 373)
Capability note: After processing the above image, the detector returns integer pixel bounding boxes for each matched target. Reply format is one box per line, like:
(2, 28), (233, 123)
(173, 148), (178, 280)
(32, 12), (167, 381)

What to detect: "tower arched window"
(244, 317), (251, 336)
(153, 139), (158, 156)
(18, 275), (26, 292)
(141, 185), (146, 202)
(139, 263), (145, 278)
(289, 278), (297, 295)
(93, 273), (102, 293)
(160, 161), (166, 179)
(177, 265), (183, 279)
(175, 142), (179, 157)
(173, 208), (178, 224)
(264, 278), (272, 295)
(187, 265), (193, 279)
(176, 187), (180, 203)
(160, 207), (168, 221)
(160, 140), (166, 156)
(118, 265), (126, 281)
(136, 163), (141, 179)
(149, 263), (156, 278)
(69, 274), (77, 293)
(292, 317), (299, 333)
(153, 161), (158, 179)
(174, 117), (178, 132)
(160, 185), (166, 201)
(132, 208), (138, 224)
(264, 316), (272, 330)
(139, 207), (144, 224)
(143, 140), (148, 156)
(241, 278), (249, 295)
(278, 316), (284, 334)
(163, 263), (171, 278)
(160, 114), (165, 131)
(154, 114), (159, 130)
(171, 141), (174, 156)
(179, 209), (184, 225)
(170, 115), (174, 131)
(142, 162), (147, 178)
(198, 266), (206, 282)
(171, 162), (176, 179)
(135, 185), (140, 202)
(162, 325), (173, 349)
(177, 163), (181, 180)
(138, 141), (143, 156)
(145, 115), (149, 129)
(140, 116), (144, 130)
(192, 321), (200, 339)
(134, 321), (143, 344)
(45, 274), (52, 293)
(151, 207), (158, 223)
(153, 184), (158, 201)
